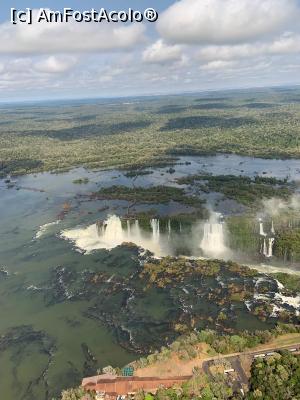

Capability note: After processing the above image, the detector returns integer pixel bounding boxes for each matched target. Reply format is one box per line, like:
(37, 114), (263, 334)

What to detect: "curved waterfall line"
(63, 214), (277, 260)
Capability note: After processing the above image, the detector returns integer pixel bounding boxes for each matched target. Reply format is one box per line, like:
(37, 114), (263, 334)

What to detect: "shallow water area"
(1, 154), (300, 399)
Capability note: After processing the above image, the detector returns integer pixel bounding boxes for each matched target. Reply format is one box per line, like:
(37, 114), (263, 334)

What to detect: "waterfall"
(150, 219), (160, 242)
(98, 215), (124, 243)
(200, 212), (228, 258)
(62, 215), (171, 256)
(267, 238), (275, 258)
(96, 220), (104, 236)
(63, 213), (235, 259)
(259, 219), (266, 236)
(127, 220), (131, 236)
(260, 238), (268, 257)
(262, 238), (268, 257)
(271, 220), (275, 235)
(134, 219), (141, 236)
(258, 219), (275, 257)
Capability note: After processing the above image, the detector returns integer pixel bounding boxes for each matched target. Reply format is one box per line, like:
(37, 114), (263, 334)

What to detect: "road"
(202, 343), (300, 392)
(83, 343), (300, 396)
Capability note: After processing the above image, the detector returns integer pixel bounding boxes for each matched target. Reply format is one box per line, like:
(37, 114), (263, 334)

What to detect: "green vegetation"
(139, 349), (300, 400)
(141, 257), (221, 288)
(2, 88), (300, 176)
(227, 214), (300, 262)
(132, 326), (300, 400)
(36, 255), (299, 356)
(136, 371), (235, 400)
(93, 185), (206, 209)
(56, 325), (300, 400)
(0, 158), (43, 177)
(72, 177), (89, 184)
(176, 174), (292, 207)
(272, 272), (300, 294)
(160, 115), (256, 130)
(274, 229), (300, 262)
(57, 373), (234, 400)
(227, 215), (259, 254)
(247, 351), (300, 400)
(133, 324), (300, 370)
(59, 387), (92, 400)
(124, 170), (154, 178)
(121, 211), (205, 234)
(141, 256), (259, 285)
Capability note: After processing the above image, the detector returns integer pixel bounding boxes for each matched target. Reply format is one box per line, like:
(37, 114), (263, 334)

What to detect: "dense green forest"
(247, 351), (300, 399)
(1, 87), (300, 176)
(94, 185), (206, 209)
(176, 174), (292, 207)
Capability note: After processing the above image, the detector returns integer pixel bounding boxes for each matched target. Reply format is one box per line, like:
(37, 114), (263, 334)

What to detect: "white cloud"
(142, 40), (183, 64)
(0, 9), (145, 55)
(269, 33), (300, 54)
(99, 66), (123, 83)
(0, 2), (300, 100)
(197, 33), (300, 62)
(34, 56), (78, 73)
(158, 0), (300, 45)
(198, 44), (261, 62)
(200, 60), (236, 71)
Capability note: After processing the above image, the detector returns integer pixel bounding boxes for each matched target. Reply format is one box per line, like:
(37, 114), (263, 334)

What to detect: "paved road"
(202, 342), (300, 366)
(202, 343), (300, 392)
(229, 356), (248, 385)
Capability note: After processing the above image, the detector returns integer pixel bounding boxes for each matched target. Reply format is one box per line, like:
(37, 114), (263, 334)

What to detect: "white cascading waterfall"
(62, 215), (171, 257)
(259, 219), (266, 236)
(262, 238), (268, 257)
(97, 215), (124, 244)
(168, 219), (171, 239)
(200, 212), (228, 258)
(127, 220), (131, 236)
(96, 219), (105, 235)
(134, 219), (141, 236)
(271, 220), (275, 235)
(259, 219), (275, 258)
(150, 218), (160, 242)
(267, 238), (275, 258)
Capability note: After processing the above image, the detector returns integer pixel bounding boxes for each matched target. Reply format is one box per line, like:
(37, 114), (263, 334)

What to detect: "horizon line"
(0, 83), (299, 106)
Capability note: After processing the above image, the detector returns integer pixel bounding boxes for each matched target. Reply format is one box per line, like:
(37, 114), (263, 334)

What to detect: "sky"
(0, 0), (300, 101)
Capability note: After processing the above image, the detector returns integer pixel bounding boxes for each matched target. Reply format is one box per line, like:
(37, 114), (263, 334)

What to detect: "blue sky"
(0, 0), (300, 101)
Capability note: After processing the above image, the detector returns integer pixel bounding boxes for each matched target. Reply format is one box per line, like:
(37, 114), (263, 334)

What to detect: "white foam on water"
(247, 263), (300, 276)
(61, 215), (172, 257)
(35, 220), (60, 239)
(271, 305), (286, 317)
(275, 279), (285, 290)
(275, 293), (300, 310)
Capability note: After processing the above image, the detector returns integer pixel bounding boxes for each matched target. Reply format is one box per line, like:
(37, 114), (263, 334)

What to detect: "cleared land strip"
(82, 343), (300, 396)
